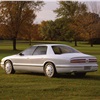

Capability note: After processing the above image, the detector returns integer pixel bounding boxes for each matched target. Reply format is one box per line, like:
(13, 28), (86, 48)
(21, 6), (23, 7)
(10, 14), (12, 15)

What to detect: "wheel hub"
(5, 63), (12, 74)
(46, 65), (54, 77)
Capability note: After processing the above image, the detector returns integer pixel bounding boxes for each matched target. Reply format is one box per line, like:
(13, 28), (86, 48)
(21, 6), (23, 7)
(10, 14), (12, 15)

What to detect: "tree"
(39, 20), (58, 41)
(39, 19), (73, 41)
(0, 1), (44, 50)
(86, 1), (100, 45)
(54, 1), (87, 46)
(54, 18), (73, 41)
(19, 24), (42, 45)
(54, 1), (87, 19)
(69, 12), (100, 47)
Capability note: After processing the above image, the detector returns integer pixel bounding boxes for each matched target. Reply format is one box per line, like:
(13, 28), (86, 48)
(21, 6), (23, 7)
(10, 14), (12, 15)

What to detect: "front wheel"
(4, 60), (15, 74)
(44, 63), (57, 78)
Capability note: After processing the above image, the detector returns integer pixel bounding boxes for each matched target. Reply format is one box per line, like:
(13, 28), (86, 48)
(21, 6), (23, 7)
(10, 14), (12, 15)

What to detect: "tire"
(44, 63), (57, 78)
(74, 72), (86, 77)
(4, 60), (15, 74)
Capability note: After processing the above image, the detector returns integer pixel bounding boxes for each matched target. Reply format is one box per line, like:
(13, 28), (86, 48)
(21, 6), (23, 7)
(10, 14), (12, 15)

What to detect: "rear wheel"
(74, 72), (86, 77)
(4, 60), (15, 74)
(44, 63), (57, 78)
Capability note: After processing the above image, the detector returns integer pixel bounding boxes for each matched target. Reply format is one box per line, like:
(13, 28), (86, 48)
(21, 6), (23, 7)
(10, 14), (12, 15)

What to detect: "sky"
(0, 0), (100, 23)
(35, 1), (58, 23)
(34, 0), (100, 23)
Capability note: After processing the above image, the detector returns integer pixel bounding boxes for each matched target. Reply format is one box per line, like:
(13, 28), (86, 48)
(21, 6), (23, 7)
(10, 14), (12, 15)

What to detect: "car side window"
(21, 46), (37, 55)
(33, 46), (47, 55)
(52, 46), (62, 54)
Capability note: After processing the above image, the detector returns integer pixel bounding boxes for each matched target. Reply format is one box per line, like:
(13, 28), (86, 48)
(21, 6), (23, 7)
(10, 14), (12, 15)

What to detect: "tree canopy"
(54, 1), (87, 19)
(0, 1), (44, 50)
(69, 12), (100, 46)
(54, 1), (87, 46)
(0, 1), (100, 48)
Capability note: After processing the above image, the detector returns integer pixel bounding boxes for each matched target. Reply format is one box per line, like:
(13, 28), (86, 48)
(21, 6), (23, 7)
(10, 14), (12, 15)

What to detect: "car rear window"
(52, 46), (79, 54)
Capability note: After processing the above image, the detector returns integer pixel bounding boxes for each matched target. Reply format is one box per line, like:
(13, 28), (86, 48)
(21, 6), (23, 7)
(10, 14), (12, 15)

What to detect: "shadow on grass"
(57, 74), (100, 81)
(15, 72), (100, 81)
(16, 71), (45, 76)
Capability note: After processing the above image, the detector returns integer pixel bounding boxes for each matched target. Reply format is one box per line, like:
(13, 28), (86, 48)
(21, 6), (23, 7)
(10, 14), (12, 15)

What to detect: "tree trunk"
(91, 43), (93, 47)
(90, 41), (93, 47)
(13, 38), (17, 50)
(75, 39), (77, 46)
(29, 40), (32, 46)
(90, 39), (93, 47)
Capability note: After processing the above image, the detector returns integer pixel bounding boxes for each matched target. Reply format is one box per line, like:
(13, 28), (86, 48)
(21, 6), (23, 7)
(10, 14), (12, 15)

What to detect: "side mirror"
(19, 53), (24, 56)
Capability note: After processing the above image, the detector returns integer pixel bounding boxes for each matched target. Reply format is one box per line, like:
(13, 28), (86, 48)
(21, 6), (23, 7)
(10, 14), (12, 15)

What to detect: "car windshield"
(20, 46), (37, 55)
(52, 45), (80, 54)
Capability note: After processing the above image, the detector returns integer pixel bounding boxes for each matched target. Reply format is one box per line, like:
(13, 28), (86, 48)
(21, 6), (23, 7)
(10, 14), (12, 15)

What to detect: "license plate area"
(84, 66), (91, 70)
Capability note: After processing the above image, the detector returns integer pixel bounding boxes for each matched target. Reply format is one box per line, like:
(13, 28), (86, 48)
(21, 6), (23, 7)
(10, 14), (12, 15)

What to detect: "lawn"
(0, 40), (100, 100)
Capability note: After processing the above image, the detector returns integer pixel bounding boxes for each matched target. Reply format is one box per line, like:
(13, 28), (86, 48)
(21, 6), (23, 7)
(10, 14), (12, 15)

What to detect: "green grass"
(0, 40), (100, 100)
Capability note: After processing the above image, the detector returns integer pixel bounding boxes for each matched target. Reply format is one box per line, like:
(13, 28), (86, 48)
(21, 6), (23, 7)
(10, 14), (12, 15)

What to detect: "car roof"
(33, 44), (68, 47)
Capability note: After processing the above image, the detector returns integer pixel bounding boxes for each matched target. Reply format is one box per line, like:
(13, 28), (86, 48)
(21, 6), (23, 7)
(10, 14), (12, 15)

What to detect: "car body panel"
(1, 44), (98, 74)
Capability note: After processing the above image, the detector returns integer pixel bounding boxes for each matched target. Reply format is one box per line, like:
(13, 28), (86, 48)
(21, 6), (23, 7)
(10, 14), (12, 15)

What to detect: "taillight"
(89, 59), (97, 62)
(70, 58), (97, 63)
(70, 59), (86, 63)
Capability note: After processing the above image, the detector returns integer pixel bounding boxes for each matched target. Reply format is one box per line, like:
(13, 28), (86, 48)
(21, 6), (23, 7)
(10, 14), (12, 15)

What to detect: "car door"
(13, 46), (37, 71)
(28, 46), (47, 72)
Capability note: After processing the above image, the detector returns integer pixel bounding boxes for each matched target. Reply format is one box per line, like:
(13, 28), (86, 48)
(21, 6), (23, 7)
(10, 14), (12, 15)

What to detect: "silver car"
(1, 44), (98, 77)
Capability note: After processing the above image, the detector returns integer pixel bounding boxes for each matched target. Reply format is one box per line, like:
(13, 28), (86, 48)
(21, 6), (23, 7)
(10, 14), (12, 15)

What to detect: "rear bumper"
(56, 64), (98, 73)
